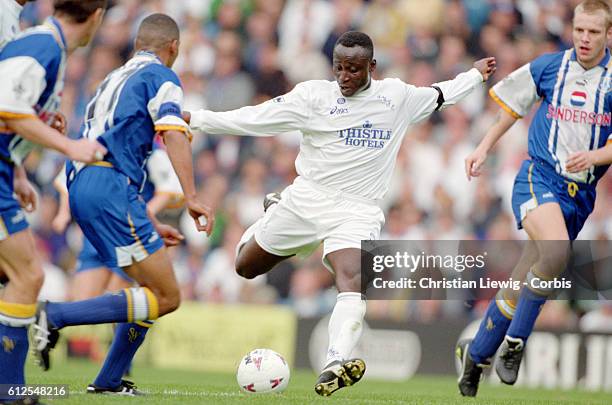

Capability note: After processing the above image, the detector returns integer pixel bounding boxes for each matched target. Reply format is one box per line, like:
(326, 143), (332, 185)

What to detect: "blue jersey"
(491, 48), (612, 184)
(78, 51), (190, 189)
(0, 17), (66, 165)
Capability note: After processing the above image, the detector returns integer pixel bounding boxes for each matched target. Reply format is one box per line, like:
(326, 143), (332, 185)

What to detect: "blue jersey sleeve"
(142, 65), (190, 136)
(0, 33), (61, 117)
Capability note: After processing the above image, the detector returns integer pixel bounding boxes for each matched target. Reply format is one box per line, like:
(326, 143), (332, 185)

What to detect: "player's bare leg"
(0, 230), (45, 393)
(496, 203), (569, 385)
(123, 247), (181, 316)
(0, 230), (44, 304)
(235, 237), (291, 279)
(315, 248), (366, 397)
(107, 273), (132, 291)
(70, 268), (112, 300)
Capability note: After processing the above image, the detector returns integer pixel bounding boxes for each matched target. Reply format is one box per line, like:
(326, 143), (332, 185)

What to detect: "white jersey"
(0, 0), (21, 48)
(190, 69), (483, 200)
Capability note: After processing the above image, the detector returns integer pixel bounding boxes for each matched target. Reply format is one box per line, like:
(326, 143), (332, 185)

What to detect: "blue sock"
(469, 297), (513, 364)
(507, 287), (547, 341)
(47, 288), (159, 329)
(0, 324), (28, 400)
(93, 322), (152, 389)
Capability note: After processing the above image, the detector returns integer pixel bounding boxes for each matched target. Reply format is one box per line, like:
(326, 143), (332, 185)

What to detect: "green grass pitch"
(26, 360), (610, 404)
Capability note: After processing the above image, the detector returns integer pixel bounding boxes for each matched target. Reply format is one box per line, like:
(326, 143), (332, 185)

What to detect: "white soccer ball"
(236, 348), (290, 394)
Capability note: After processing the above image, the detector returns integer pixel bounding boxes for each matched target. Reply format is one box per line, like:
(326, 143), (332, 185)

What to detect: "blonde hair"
(575, 0), (612, 29)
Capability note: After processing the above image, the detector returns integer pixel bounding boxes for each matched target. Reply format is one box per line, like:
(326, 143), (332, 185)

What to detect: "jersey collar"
(135, 50), (162, 64)
(45, 16), (67, 51)
(570, 47), (611, 69)
(346, 79), (376, 98)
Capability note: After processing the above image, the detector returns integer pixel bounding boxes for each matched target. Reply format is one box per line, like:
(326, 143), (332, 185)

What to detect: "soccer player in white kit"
(186, 31), (496, 396)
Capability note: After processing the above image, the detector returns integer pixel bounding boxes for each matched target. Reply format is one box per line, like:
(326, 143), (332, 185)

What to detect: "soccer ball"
(236, 348), (290, 393)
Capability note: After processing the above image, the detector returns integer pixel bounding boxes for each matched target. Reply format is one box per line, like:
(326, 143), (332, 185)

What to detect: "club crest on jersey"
(570, 91), (587, 107)
(377, 94), (396, 110)
(598, 76), (612, 93)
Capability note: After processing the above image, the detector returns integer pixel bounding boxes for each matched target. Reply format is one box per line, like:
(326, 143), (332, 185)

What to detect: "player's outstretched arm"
(6, 117), (106, 163)
(429, 57), (496, 110)
(566, 142), (612, 172)
(408, 57), (496, 126)
(162, 129), (214, 235)
(186, 83), (309, 136)
(465, 109), (517, 180)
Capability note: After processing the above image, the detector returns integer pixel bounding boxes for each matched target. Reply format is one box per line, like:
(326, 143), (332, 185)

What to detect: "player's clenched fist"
(473, 57), (496, 81)
(565, 151), (596, 172)
(464, 146), (488, 181)
(155, 222), (184, 247)
(50, 112), (67, 135)
(64, 139), (107, 163)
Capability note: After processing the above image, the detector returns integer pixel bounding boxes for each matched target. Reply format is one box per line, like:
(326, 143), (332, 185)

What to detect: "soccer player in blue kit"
(457, 0), (612, 396)
(49, 138), (184, 395)
(33, 14), (214, 394)
(0, 1), (108, 403)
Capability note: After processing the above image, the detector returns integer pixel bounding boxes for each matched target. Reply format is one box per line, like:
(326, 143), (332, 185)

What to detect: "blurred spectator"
(13, 0), (608, 324)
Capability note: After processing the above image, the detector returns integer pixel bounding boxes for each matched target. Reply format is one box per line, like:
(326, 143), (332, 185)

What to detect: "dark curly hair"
(334, 31), (374, 59)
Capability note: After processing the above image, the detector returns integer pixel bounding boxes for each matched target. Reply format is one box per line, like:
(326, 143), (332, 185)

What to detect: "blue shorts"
(0, 160), (28, 239)
(76, 237), (133, 282)
(511, 159), (596, 241)
(68, 165), (163, 269)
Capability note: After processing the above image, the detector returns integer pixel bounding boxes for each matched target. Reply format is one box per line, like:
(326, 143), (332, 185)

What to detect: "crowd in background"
(13, 0), (612, 329)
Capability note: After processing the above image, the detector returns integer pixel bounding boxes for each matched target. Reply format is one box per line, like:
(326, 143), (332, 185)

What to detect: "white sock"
(325, 292), (366, 369)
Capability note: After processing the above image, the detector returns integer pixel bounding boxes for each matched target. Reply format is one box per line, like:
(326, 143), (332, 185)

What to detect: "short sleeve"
(490, 63), (539, 118)
(0, 56), (46, 118)
(146, 68), (190, 134)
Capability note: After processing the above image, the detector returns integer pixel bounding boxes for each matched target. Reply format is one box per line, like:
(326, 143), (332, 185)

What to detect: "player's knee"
(156, 288), (181, 316)
(538, 243), (570, 276)
(235, 257), (259, 279)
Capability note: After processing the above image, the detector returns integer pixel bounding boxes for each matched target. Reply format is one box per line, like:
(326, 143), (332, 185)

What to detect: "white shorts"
(237, 177), (385, 272)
